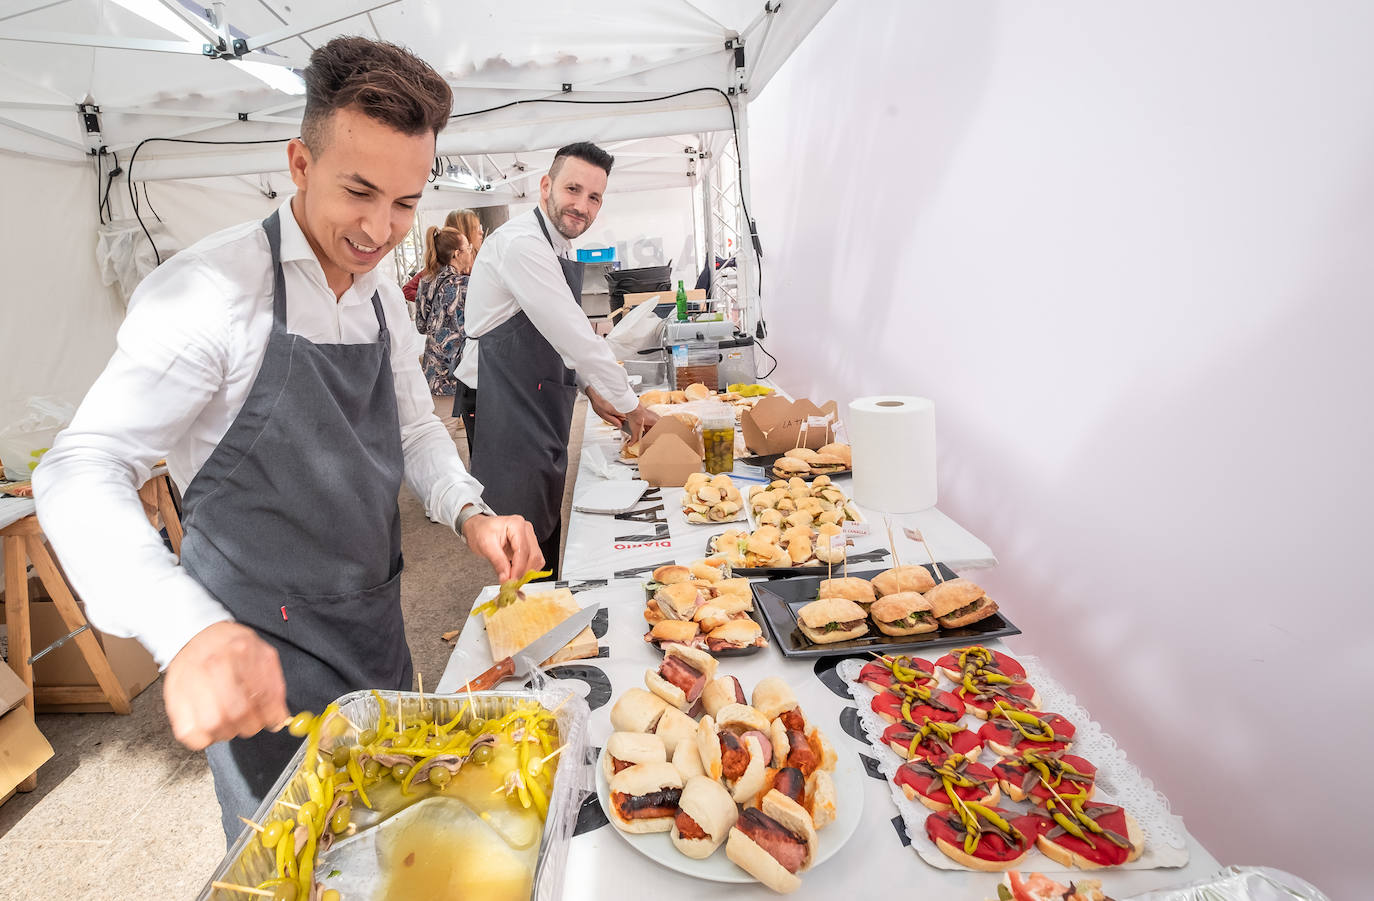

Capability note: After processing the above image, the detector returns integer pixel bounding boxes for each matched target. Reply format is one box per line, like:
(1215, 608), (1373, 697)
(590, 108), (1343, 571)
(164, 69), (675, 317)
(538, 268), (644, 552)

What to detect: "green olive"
(296, 801), (319, 826)
(321, 716), (349, 741)
(362, 759), (382, 780)
(426, 735), (446, 749)
(470, 744), (494, 765)
(428, 767), (452, 788)
(260, 819), (287, 849)
(391, 763), (412, 782)
(330, 804), (351, 834)
(466, 718), (487, 736)
(287, 711), (316, 738)
(272, 884), (299, 901)
(358, 729), (377, 747)
(315, 760), (336, 780)
(538, 719), (556, 733)
(320, 890), (340, 901)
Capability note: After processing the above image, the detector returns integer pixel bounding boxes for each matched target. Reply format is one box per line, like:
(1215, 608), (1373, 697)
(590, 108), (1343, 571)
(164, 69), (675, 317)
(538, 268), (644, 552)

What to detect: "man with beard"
(455, 142), (658, 576)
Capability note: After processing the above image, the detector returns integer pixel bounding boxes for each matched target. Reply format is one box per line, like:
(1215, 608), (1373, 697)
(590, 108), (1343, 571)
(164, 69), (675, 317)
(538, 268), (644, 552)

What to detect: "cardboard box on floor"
(740, 396), (842, 455)
(636, 416), (704, 487)
(0, 576), (159, 713)
(0, 664), (54, 804)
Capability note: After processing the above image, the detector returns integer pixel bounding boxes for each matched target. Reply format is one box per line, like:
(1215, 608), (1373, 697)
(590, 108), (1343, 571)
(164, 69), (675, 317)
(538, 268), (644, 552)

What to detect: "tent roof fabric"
(0, 0), (834, 179)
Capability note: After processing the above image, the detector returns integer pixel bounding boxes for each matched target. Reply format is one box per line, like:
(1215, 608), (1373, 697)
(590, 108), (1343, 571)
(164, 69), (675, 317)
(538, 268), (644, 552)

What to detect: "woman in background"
(403, 209), (483, 301)
(413, 223), (476, 396)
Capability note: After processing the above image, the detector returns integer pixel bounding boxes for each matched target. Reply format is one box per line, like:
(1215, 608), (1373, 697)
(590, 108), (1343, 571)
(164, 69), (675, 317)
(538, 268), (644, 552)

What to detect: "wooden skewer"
(549, 692), (573, 715)
(237, 815), (264, 834)
(211, 881), (274, 898)
(907, 527), (943, 583)
(883, 517), (901, 568)
(275, 799), (301, 811)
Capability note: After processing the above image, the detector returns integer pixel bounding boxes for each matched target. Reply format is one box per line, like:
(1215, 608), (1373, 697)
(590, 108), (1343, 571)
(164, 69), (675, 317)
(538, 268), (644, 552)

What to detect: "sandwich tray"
(739, 452), (852, 480)
(704, 533), (892, 577)
(749, 565), (1022, 659)
(642, 583), (769, 657)
(594, 743), (864, 884)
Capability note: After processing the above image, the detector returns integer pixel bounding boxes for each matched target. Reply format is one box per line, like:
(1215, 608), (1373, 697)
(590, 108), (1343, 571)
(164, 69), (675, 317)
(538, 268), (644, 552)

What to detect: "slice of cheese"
(483, 588), (598, 666)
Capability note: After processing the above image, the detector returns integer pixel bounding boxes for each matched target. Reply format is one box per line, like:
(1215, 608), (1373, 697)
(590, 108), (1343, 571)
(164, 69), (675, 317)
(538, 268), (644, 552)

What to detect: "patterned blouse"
(413, 265), (468, 396)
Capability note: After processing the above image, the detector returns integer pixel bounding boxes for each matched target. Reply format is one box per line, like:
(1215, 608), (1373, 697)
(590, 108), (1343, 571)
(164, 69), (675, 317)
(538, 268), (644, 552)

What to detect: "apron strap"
(368, 290), (387, 343)
(533, 206), (558, 251)
(260, 210), (288, 333)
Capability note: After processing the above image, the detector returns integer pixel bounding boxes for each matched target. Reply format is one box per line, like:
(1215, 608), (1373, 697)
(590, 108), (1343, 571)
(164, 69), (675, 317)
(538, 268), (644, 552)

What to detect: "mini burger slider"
(671, 775), (739, 859)
(645, 643), (718, 711)
(603, 732), (666, 781)
(816, 576), (876, 609)
(870, 592), (938, 636)
(608, 761), (683, 834)
(871, 564), (936, 596)
(925, 578), (999, 628)
(726, 791), (819, 893)
(795, 596), (869, 644)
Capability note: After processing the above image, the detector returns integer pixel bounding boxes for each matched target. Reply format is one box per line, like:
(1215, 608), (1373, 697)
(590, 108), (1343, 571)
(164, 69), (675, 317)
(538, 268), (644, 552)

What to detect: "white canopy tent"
(0, 0), (836, 405)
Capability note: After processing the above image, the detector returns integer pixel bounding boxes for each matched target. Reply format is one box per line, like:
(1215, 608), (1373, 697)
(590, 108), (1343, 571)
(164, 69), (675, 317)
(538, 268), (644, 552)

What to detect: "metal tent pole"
(699, 131), (716, 309)
(734, 97), (759, 336)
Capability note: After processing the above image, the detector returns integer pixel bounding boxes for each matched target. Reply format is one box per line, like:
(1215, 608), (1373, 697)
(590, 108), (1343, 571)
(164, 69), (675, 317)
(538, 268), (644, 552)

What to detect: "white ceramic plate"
(595, 743), (864, 884)
(573, 479), (651, 514)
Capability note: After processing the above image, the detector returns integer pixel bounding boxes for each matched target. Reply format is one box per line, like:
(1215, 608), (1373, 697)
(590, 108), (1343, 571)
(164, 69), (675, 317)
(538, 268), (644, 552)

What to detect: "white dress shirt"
(33, 199), (488, 668)
(456, 207), (637, 414)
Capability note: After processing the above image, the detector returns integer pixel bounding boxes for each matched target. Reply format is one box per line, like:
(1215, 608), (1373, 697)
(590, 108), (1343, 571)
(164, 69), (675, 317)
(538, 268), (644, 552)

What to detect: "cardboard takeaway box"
(740, 395), (842, 455)
(1, 576), (160, 713)
(0, 663), (54, 805)
(635, 416), (704, 488)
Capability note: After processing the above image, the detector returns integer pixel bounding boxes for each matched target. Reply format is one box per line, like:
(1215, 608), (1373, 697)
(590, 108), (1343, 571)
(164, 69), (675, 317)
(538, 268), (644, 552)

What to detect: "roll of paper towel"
(848, 396), (937, 512)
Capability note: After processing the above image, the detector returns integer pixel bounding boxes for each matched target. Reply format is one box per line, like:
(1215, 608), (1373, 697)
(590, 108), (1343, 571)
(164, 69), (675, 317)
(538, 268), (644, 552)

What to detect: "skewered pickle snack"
(472, 569), (554, 616)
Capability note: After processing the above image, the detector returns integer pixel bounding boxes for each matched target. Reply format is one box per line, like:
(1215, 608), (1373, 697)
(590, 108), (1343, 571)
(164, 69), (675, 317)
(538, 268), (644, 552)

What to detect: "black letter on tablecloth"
(890, 815), (911, 847)
(573, 757), (611, 836)
(838, 706), (867, 743)
(557, 579), (608, 593)
(591, 606), (609, 639)
(614, 501), (666, 524)
(618, 522), (670, 543)
(543, 664), (613, 711)
(812, 655), (869, 701)
(859, 753), (886, 781)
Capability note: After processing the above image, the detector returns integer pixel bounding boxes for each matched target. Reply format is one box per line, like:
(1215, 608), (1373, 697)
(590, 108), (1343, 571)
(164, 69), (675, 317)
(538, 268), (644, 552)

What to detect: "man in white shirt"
(33, 37), (541, 843)
(454, 142), (658, 576)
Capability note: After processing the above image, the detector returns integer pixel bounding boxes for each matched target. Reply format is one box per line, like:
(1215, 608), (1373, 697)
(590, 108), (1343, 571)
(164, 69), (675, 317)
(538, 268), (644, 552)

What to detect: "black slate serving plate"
(641, 583), (769, 657)
(738, 452), (852, 480)
(749, 564), (1021, 658)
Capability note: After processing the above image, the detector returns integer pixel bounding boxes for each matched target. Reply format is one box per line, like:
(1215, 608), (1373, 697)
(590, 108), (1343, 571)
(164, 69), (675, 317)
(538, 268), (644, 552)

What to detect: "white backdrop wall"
(747, 2), (1373, 897)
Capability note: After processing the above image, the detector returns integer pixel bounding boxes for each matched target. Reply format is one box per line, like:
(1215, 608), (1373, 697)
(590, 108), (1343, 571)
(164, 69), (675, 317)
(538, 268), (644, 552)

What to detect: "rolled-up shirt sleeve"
(32, 256), (236, 669)
(502, 234), (637, 414)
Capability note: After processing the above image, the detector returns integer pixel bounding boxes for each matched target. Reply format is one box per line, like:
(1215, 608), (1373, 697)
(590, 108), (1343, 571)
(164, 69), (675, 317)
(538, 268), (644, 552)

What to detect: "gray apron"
(180, 210), (412, 843)
(469, 208), (584, 575)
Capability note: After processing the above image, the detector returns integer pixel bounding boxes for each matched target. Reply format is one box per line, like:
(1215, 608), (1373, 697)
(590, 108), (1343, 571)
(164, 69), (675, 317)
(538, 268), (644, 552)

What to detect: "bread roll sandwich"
(804, 769), (837, 829)
(645, 644), (718, 710)
(769, 719), (837, 776)
(654, 707), (700, 760)
(871, 565), (936, 596)
(750, 676), (799, 722)
(870, 592), (938, 636)
(726, 791), (819, 893)
(690, 558), (727, 582)
(795, 597), (869, 644)
(647, 619), (699, 646)
(702, 675), (747, 718)
(783, 448), (819, 463)
(672, 738), (706, 780)
(608, 762), (683, 834)
(772, 457), (811, 477)
(651, 564), (692, 586)
(817, 443), (851, 466)
(603, 732), (666, 781)
(807, 453), (846, 474)
(925, 578), (999, 627)
(705, 617), (764, 652)
(816, 577), (876, 609)
(610, 688), (670, 733)
(684, 382), (712, 401)
(698, 705), (772, 801)
(655, 582), (707, 621)
(671, 775), (738, 859)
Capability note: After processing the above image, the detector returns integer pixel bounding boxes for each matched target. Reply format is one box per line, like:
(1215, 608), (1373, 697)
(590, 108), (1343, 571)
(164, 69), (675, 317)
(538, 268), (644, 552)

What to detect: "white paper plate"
(574, 479), (650, 514)
(595, 743), (864, 884)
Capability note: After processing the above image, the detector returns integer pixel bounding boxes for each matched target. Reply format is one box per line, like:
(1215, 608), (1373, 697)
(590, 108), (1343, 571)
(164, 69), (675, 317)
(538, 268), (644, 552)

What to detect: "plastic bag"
(1125, 866), (1331, 901)
(96, 218), (181, 308)
(0, 396), (75, 481)
(604, 300), (664, 361)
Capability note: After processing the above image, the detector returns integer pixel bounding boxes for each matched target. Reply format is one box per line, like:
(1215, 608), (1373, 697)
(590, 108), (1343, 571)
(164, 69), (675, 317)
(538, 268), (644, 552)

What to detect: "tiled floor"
(0, 397), (583, 899)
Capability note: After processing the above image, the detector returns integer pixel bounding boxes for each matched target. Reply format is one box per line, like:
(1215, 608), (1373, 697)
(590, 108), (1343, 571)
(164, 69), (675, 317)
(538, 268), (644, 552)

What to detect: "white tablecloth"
(564, 414), (997, 582)
(438, 579), (1220, 899)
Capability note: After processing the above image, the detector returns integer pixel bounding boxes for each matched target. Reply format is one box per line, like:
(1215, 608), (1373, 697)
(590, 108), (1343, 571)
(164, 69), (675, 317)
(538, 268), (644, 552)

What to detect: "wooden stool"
(136, 468), (183, 556)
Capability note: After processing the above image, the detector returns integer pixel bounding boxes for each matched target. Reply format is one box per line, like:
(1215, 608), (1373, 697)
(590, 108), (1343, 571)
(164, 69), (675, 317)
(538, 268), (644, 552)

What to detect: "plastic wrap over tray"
(197, 685), (590, 901)
(1125, 866), (1331, 901)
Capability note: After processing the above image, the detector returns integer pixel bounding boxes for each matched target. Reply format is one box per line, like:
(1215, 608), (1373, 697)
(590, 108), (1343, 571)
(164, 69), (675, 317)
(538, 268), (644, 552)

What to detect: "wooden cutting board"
(484, 588), (598, 666)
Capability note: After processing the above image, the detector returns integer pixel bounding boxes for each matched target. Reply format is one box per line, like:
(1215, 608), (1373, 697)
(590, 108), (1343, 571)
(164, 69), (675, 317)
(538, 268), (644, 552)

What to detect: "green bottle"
(675, 279), (689, 321)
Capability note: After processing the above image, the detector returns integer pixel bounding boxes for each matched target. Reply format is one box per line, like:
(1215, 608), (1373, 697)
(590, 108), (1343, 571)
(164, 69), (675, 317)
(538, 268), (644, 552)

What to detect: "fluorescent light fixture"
(109, 0), (305, 95)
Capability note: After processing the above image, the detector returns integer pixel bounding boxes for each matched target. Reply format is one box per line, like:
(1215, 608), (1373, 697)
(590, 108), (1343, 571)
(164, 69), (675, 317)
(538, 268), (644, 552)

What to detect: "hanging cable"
(100, 151), (122, 224)
(142, 181), (162, 223)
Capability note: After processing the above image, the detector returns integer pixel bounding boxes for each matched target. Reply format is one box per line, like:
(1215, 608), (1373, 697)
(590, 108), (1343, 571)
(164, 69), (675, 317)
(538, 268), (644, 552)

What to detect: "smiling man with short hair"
(34, 36), (542, 843)
(455, 141), (660, 576)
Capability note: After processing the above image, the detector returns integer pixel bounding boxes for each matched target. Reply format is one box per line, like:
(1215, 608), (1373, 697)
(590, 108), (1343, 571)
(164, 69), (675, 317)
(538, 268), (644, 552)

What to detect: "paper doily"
(837, 655), (1190, 872)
